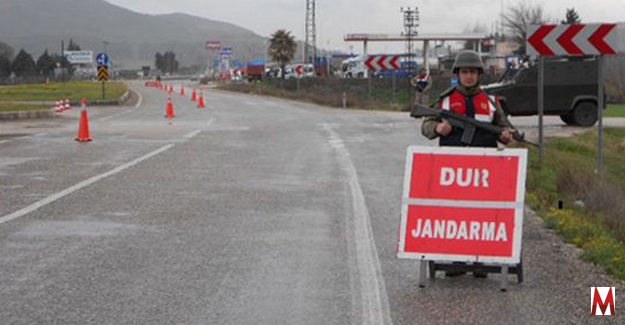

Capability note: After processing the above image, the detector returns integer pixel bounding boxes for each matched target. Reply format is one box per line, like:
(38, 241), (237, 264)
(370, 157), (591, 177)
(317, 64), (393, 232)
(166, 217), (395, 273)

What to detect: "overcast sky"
(105, 0), (625, 53)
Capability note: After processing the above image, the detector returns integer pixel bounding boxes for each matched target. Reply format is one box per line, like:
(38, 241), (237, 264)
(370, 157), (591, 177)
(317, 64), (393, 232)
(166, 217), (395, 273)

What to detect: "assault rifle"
(411, 103), (539, 147)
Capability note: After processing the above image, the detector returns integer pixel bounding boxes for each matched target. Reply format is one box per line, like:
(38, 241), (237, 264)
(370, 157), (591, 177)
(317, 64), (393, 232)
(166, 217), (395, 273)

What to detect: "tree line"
(154, 52), (179, 75)
(0, 39), (83, 83)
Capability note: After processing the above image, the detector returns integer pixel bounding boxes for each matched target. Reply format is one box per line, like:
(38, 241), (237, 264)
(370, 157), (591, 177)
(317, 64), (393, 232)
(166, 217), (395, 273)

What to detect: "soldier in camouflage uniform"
(421, 50), (516, 148)
(411, 68), (433, 106)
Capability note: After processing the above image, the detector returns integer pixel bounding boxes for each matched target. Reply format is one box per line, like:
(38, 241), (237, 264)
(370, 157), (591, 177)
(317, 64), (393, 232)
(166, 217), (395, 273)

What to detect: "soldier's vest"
(439, 89), (499, 148)
(416, 74), (429, 90)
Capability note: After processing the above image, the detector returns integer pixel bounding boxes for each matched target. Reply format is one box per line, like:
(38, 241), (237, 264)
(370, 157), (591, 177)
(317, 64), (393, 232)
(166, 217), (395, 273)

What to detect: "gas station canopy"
(344, 33), (491, 42)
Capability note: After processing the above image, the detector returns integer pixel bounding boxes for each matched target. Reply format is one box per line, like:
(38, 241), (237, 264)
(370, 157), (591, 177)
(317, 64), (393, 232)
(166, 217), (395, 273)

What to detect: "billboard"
(64, 51), (94, 64)
(206, 41), (221, 51)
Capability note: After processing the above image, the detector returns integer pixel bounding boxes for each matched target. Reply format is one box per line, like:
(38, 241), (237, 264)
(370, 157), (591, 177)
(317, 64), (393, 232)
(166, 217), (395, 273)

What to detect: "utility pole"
(305, 0), (316, 65)
(401, 7), (419, 95)
(500, 0), (505, 41)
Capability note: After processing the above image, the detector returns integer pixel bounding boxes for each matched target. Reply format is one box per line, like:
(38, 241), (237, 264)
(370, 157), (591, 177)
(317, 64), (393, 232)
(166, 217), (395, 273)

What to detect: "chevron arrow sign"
(527, 24), (618, 56)
(365, 55), (401, 71)
(294, 64), (304, 75)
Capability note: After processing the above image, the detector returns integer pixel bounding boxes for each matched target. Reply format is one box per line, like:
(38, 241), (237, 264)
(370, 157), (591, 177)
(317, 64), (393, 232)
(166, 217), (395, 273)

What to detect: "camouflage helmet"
(452, 50), (484, 73)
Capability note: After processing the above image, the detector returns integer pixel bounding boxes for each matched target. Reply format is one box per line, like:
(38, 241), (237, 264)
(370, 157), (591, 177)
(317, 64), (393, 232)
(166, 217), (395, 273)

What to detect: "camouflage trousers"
(416, 91), (430, 106)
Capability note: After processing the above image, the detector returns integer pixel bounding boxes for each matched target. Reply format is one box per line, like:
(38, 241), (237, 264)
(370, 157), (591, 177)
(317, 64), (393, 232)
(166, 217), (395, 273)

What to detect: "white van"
(341, 56), (368, 78)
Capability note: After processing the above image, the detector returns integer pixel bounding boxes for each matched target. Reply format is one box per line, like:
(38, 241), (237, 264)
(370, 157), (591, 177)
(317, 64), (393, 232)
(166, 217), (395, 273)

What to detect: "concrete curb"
(0, 109), (56, 120)
(86, 89), (130, 106)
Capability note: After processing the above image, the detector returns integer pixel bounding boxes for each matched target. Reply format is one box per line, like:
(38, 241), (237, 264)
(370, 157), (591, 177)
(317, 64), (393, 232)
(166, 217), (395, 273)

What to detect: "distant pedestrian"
(411, 68), (432, 106)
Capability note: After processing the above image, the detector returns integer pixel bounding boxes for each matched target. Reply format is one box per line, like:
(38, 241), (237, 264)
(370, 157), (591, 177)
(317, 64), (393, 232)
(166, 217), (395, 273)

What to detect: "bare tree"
(502, 1), (549, 54)
(561, 8), (581, 24)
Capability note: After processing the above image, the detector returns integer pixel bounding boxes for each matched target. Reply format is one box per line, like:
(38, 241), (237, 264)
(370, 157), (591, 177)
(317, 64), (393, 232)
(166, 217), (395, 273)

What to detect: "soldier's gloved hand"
(499, 128), (514, 144)
(435, 121), (452, 136)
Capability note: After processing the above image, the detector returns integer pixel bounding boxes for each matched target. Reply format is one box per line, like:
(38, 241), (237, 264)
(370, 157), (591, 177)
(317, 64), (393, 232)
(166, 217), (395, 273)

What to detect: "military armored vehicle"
(483, 57), (603, 126)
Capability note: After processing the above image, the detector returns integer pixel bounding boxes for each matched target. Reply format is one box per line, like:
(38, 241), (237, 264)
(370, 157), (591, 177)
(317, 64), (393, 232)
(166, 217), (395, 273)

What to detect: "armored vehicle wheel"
(560, 112), (576, 125)
(560, 111), (575, 125)
(572, 101), (598, 127)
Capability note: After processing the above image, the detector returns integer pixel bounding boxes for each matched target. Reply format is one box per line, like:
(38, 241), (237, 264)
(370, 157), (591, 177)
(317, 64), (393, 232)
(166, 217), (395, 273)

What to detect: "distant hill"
(0, 0), (270, 68)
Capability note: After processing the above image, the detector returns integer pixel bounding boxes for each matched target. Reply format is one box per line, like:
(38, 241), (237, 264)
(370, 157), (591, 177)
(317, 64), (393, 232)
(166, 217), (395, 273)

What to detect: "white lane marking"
(97, 87), (143, 122)
(0, 140), (9, 145)
(98, 109), (134, 122)
(207, 117), (215, 126)
(134, 88), (143, 108)
(184, 129), (202, 139)
(0, 144), (175, 226)
(320, 123), (392, 325)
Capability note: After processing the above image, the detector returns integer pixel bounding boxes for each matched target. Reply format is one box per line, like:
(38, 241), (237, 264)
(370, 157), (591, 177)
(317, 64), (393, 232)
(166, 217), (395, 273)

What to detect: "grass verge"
(0, 81), (127, 101)
(218, 78), (416, 111)
(526, 128), (625, 280)
(605, 103), (625, 117)
(0, 103), (50, 113)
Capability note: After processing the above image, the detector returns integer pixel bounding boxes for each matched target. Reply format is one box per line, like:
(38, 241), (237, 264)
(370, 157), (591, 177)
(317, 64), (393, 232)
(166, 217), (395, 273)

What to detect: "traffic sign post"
(97, 65), (109, 99)
(527, 24), (618, 171)
(397, 146), (528, 291)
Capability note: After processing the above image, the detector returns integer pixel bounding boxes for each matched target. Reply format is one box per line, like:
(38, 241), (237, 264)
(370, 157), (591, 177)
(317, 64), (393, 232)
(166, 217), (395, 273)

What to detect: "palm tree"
(268, 29), (297, 79)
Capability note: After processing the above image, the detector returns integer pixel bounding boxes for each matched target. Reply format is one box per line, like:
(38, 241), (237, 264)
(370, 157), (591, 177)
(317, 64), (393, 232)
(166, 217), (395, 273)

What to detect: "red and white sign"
(592, 287), (616, 315)
(206, 41), (222, 51)
(527, 24), (618, 56)
(294, 64), (304, 75)
(365, 55), (401, 71)
(397, 146), (528, 264)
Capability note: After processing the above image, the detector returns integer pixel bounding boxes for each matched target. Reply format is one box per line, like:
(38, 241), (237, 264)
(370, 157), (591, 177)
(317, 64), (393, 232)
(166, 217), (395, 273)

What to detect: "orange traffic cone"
(165, 97), (175, 118)
(191, 89), (197, 102)
(75, 109), (92, 142)
(180, 87), (185, 96)
(197, 93), (205, 108)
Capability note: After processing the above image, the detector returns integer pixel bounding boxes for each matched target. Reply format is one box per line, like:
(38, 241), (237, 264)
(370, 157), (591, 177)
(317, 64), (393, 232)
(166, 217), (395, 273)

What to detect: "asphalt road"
(0, 82), (623, 324)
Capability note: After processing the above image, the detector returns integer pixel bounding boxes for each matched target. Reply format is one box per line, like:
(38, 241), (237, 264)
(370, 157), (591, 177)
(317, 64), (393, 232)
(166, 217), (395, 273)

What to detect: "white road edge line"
(320, 123), (393, 325)
(134, 88), (143, 108)
(0, 144), (175, 226)
(184, 129), (202, 139)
